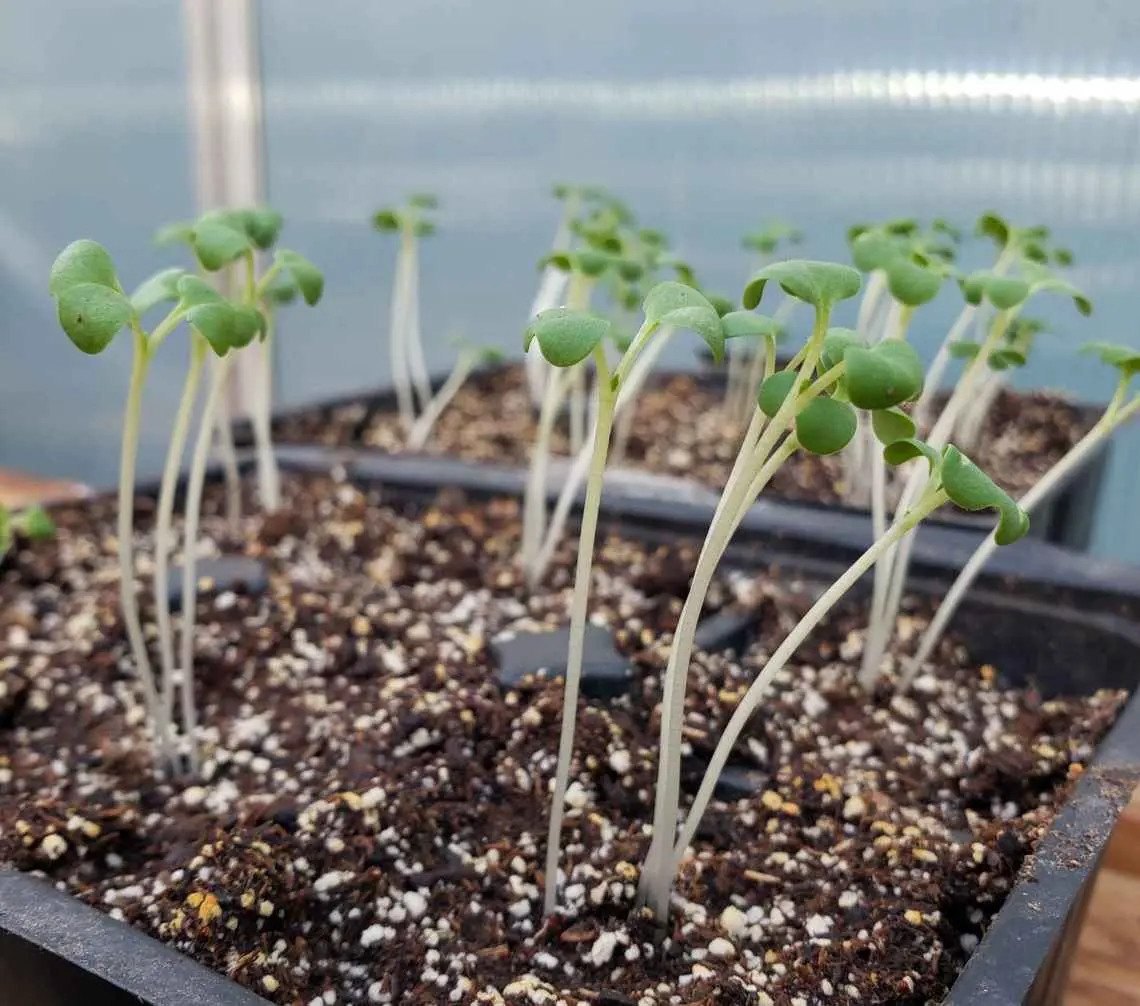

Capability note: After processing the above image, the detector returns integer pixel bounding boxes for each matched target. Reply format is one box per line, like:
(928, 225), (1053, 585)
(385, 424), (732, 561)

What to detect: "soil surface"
(0, 474), (1125, 1005)
(266, 364), (1093, 506)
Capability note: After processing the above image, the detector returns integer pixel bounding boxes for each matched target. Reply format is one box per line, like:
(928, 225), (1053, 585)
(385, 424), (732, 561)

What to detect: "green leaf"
(409, 192), (439, 209)
(949, 341), (981, 360)
(989, 348), (1027, 371)
(524, 308), (610, 368)
(130, 268), (187, 317)
(976, 212), (1010, 247)
(758, 370), (798, 418)
(49, 240), (119, 296)
(821, 328), (867, 371)
(238, 208), (284, 250)
(154, 221), (195, 248)
(275, 249), (324, 306)
(886, 257), (943, 307)
(1081, 341), (1140, 376)
(844, 341), (924, 410)
(576, 249), (612, 277)
(263, 275), (298, 306)
(851, 231), (905, 273)
(796, 397), (857, 455)
(414, 220), (436, 238)
(615, 258), (645, 282)
(55, 283), (134, 354)
(721, 312), (781, 341)
(230, 305), (267, 348)
(13, 505), (55, 541)
(1022, 265), (1093, 316)
(883, 437), (942, 473)
(871, 407), (916, 445)
(940, 446), (1030, 545)
(372, 210), (401, 232)
(961, 271), (1030, 311)
(642, 282), (715, 326)
(191, 220), (252, 271)
(742, 260), (862, 312)
(186, 303), (241, 355)
(177, 274), (225, 307)
(0, 507), (9, 561)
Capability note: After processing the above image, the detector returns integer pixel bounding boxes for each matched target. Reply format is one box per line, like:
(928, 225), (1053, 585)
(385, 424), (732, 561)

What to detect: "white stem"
(534, 328), (675, 583)
(856, 270), (887, 335)
(119, 336), (171, 771)
(156, 336), (207, 732)
(210, 377), (242, 534)
(955, 368), (1004, 454)
(543, 364), (616, 915)
(407, 352), (477, 451)
(178, 352), (236, 776)
(525, 267), (570, 407)
(250, 329), (281, 512)
(569, 366), (587, 454)
(672, 492), (943, 870)
(903, 395), (1139, 686)
(406, 236), (433, 415)
(390, 240), (415, 431)
(522, 370), (572, 586)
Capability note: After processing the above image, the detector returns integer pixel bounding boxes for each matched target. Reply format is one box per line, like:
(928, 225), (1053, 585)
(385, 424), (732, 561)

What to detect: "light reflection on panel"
(268, 0), (1138, 560)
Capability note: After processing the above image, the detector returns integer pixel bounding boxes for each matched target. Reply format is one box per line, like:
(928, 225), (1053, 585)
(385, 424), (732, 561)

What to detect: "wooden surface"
(0, 467), (90, 508)
(1065, 786), (1140, 1005)
(3, 466), (1139, 1003)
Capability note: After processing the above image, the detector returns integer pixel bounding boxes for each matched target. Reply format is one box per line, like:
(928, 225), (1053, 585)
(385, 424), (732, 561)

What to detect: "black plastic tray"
(234, 362), (1112, 551)
(2, 453), (1137, 1005)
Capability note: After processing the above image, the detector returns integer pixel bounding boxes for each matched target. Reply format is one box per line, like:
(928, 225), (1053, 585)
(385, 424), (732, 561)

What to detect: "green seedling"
(150, 210), (321, 774)
(406, 338), (504, 451)
(668, 441), (1028, 887)
(373, 195), (439, 431)
(520, 248), (649, 583)
(859, 258), (1090, 688)
(904, 341), (1140, 684)
(526, 280), (736, 915)
(0, 505), (55, 563)
(525, 185), (617, 406)
(50, 239), (263, 772)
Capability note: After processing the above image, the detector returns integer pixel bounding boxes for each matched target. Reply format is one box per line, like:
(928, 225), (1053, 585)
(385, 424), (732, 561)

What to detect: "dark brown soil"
(0, 474), (1124, 1005)
(267, 364), (1092, 505)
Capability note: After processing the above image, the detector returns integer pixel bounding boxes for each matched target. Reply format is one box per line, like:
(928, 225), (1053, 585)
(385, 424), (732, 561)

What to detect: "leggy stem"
(250, 320), (282, 511)
(543, 345), (616, 915)
(671, 487), (946, 870)
(640, 313), (832, 919)
(119, 331), (171, 770)
(407, 350), (477, 450)
(523, 369), (573, 586)
(390, 236), (415, 431)
(155, 335), (208, 732)
(210, 380), (242, 534)
(405, 231), (433, 415)
(903, 390), (1140, 686)
(178, 351), (237, 776)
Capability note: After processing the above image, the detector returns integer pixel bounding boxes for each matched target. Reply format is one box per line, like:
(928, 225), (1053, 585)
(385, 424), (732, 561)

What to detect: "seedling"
(520, 248), (647, 585)
(373, 194), (439, 431)
(668, 442), (1028, 888)
(903, 341), (1140, 684)
(171, 209), (321, 771)
(0, 505), (55, 563)
(49, 239), (264, 770)
(859, 258), (1090, 688)
(525, 280), (740, 913)
(406, 337), (504, 450)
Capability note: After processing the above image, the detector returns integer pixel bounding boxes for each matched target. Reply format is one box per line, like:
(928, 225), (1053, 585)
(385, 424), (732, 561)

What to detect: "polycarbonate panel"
(0, 0), (195, 488)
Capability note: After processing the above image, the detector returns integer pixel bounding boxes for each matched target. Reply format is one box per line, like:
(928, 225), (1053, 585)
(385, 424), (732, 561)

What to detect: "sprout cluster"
(49, 208), (323, 774)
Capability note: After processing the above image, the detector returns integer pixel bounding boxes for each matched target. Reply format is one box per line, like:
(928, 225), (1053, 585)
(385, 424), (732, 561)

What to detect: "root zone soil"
(0, 473), (1125, 1005)
(266, 364), (1092, 507)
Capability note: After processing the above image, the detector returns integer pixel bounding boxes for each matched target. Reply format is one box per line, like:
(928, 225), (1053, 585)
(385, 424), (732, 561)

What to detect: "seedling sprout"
(373, 195), (439, 432)
(0, 504), (55, 564)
